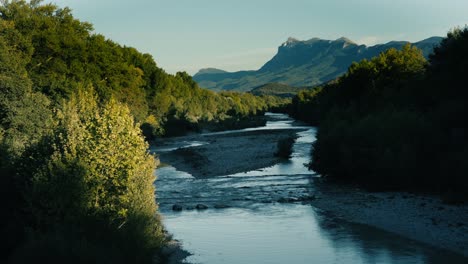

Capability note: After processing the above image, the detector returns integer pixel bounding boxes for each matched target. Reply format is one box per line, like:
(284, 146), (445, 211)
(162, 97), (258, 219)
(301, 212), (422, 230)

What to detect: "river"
(154, 113), (466, 264)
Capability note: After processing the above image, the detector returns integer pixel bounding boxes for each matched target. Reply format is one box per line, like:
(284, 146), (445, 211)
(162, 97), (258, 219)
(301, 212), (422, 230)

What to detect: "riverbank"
(309, 179), (468, 257)
(156, 128), (304, 178)
(154, 239), (191, 264)
(153, 115), (467, 259)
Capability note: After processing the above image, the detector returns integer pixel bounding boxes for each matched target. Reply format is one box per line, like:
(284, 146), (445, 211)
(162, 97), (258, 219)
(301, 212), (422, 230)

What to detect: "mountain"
(196, 68), (228, 75)
(193, 36), (443, 92)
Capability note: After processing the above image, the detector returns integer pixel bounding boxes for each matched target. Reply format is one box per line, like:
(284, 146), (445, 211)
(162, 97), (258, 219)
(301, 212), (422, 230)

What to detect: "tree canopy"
(0, 0), (289, 139)
(290, 32), (468, 195)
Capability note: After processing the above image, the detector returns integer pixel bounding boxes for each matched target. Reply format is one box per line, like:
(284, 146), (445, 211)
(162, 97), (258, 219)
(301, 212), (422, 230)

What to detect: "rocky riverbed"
(155, 128), (304, 178)
(152, 113), (468, 263)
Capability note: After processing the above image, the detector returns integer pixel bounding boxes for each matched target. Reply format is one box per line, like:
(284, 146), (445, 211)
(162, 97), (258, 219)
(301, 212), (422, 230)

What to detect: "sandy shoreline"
(156, 128), (303, 178)
(309, 179), (468, 257)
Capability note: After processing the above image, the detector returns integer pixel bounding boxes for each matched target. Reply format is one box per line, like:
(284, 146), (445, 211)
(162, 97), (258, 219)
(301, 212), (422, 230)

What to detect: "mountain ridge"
(194, 36), (443, 92)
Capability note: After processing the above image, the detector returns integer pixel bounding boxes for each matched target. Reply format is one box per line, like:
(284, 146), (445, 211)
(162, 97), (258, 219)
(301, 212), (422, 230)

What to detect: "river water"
(155, 113), (466, 264)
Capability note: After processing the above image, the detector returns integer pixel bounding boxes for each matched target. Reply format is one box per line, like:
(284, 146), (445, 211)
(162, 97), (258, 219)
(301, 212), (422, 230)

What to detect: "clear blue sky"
(46, 0), (468, 75)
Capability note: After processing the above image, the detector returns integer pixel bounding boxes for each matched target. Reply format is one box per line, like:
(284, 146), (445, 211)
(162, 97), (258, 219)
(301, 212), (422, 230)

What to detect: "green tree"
(0, 17), (52, 260)
(292, 45), (437, 190)
(18, 89), (164, 262)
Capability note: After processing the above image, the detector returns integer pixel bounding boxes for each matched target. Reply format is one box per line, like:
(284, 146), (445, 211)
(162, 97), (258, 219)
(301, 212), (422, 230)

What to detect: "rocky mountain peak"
(281, 37), (300, 47)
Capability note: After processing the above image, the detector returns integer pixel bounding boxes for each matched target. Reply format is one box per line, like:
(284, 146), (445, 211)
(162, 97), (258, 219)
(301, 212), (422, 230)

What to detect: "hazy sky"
(45, 0), (468, 74)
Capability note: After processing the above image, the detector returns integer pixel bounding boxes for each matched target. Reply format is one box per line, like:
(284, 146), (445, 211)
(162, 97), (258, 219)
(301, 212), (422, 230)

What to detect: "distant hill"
(193, 36), (443, 92)
(250, 83), (307, 98)
(196, 68), (228, 75)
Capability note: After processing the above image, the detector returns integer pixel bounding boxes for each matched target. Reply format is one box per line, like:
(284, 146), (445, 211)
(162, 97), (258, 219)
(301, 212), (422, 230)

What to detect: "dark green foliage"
(250, 82), (306, 98)
(275, 136), (295, 159)
(290, 86), (324, 125)
(0, 16), (53, 260)
(292, 31), (468, 194)
(291, 44), (427, 123)
(311, 109), (437, 189)
(200, 114), (267, 132)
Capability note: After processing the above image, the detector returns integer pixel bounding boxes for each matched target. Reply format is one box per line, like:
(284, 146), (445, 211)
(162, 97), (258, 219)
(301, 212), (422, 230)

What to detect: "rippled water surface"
(155, 113), (467, 264)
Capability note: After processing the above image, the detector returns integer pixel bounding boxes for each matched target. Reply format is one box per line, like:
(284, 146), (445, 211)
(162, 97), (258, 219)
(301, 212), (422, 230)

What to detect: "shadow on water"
(313, 209), (467, 264)
(155, 113), (468, 264)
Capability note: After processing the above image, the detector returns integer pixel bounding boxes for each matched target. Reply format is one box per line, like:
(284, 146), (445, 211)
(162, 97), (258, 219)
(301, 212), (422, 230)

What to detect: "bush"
(15, 89), (165, 263)
(275, 136), (295, 159)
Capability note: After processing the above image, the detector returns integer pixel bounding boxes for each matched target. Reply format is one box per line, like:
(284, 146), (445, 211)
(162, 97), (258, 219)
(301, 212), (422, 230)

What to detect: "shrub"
(275, 136), (295, 159)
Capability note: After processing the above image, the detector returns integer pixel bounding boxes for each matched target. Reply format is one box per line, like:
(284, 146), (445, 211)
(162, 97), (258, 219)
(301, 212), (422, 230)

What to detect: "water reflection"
(163, 205), (466, 264)
(156, 113), (467, 264)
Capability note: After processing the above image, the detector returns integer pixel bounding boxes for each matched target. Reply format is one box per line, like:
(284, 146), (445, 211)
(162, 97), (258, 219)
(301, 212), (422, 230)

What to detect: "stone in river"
(196, 204), (208, 210)
(172, 204), (183, 211)
(214, 204), (230, 209)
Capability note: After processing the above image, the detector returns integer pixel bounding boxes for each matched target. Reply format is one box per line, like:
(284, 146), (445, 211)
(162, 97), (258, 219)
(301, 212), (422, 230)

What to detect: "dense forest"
(0, 0), (289, 263)
(0, 0), (289, 138)
(290, 28), (468, 196)
(249, 82), (307, 98)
